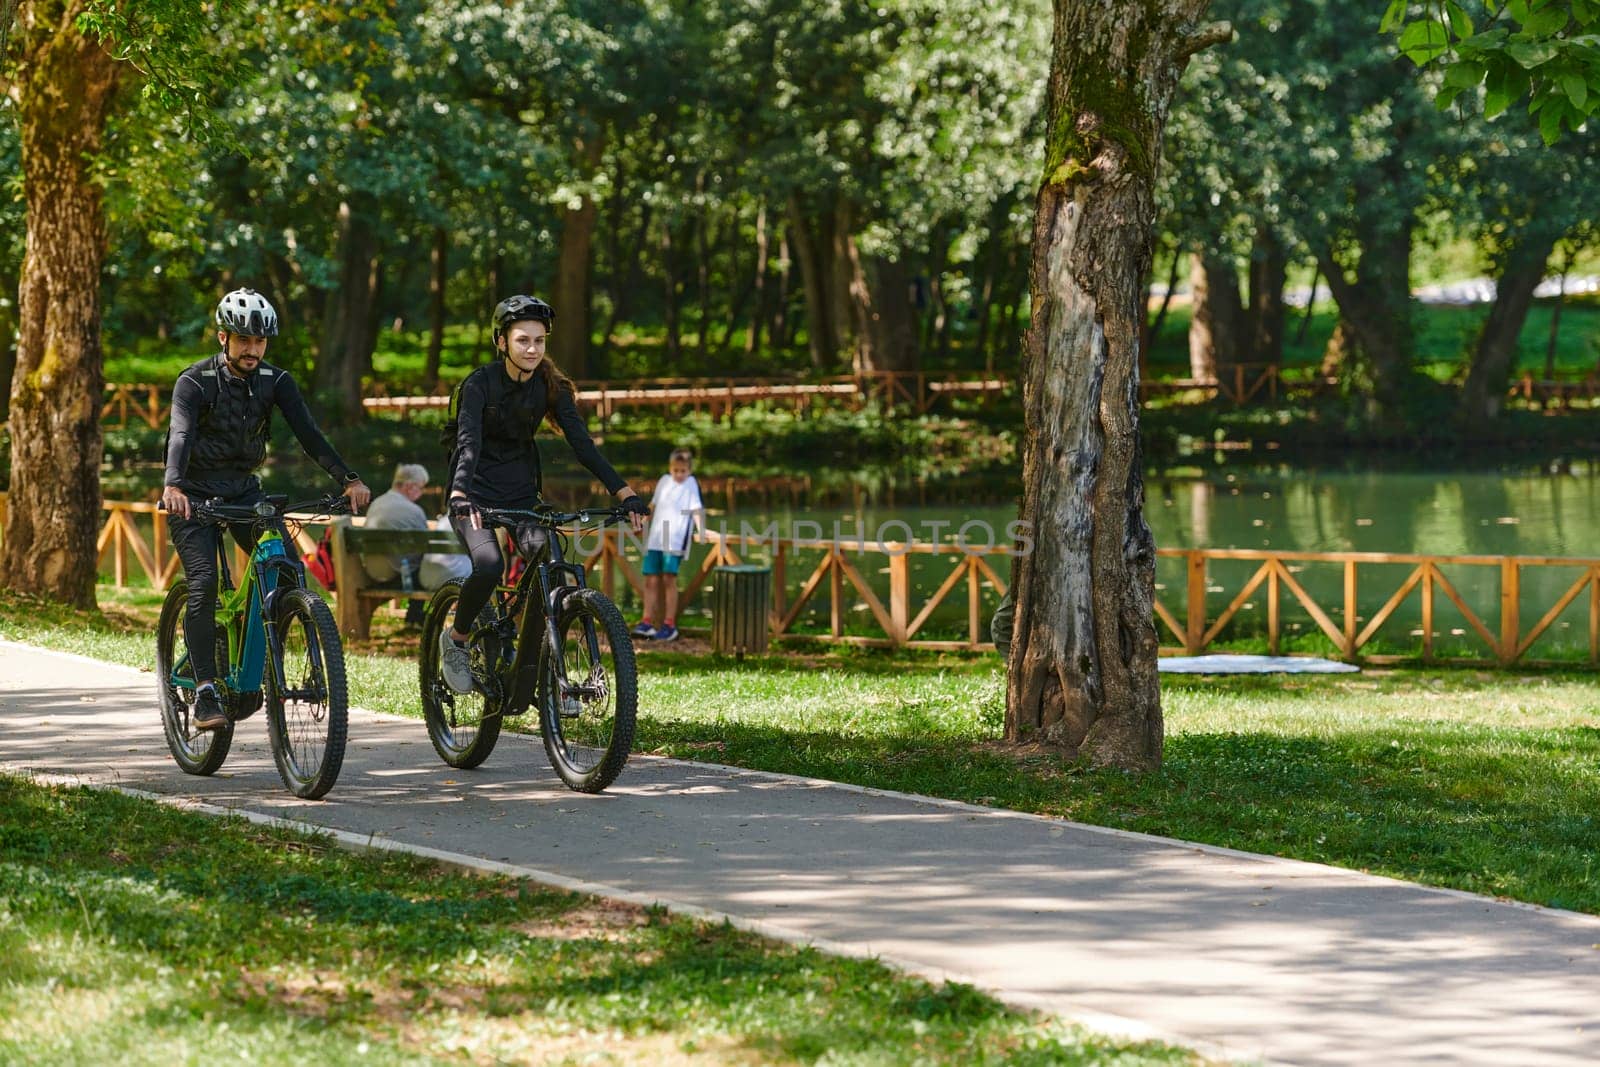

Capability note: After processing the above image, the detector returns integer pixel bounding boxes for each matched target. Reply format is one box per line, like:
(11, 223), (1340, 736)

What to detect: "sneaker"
(193, 685), (229, 731)
(631, 620), (656, 638)
(557, 687), (584, 718)
(438, 630), (474, 694)
(653, 623), (679, 642)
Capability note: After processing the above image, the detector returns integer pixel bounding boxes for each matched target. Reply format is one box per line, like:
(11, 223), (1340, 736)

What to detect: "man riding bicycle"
(162, 288), (372, 730)
(439, 294), (647, 694)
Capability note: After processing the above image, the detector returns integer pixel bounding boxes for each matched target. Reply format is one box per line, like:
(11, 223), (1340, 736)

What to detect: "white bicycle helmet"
(215, 288), (279, 338)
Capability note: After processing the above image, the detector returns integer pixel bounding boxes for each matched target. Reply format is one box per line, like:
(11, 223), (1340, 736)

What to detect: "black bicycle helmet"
(215, 287), (279, 338)
(492, 294), (554, 342)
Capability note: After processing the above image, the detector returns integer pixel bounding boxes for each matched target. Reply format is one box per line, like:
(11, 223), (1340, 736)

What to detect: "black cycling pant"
(169, 483), (288, 683)
(448, 513), (548, 637)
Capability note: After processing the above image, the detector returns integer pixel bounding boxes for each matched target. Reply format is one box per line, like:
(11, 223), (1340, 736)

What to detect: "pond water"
(551, 459), (1600, 656)
(107, 447), (1600, 656)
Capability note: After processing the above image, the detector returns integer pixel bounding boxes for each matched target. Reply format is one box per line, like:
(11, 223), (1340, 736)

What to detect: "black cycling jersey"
(446, 361), (625, 507)
(163, 352), (357, 490)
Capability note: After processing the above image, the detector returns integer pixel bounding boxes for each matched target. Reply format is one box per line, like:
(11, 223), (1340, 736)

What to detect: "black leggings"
(169, 491), (288, 683)
(448, 514), (548, 636)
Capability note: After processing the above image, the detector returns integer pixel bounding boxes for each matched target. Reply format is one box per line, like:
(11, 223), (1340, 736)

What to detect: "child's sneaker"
(653, 623), (679, 641)
(631, 620), (656, 639)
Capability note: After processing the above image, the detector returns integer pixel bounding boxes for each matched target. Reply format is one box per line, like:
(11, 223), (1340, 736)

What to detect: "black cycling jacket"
(447, 362), (625, 507)
(164, 352), (357, 490)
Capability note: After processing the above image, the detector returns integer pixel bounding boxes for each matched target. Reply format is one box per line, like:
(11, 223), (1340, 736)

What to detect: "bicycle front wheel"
(538, 588), (637, 793)
(419, 579), (504, 769)
(156, 581), (233, 775)
(265, 587), (349, 799)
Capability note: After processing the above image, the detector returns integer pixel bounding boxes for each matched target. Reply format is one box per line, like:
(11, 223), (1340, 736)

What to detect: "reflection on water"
(559, 461), (1600, 559)
(558, 460), (1600, 655)
(1150, 465), (1600, 558)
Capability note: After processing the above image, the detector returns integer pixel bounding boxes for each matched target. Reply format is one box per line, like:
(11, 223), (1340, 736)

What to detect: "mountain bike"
(419, 504), (637, 793)
(156, 494), (352, 799)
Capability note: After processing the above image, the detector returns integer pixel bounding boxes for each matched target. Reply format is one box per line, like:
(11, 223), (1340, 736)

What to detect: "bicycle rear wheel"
(419, 579), (505, 769)
(265, 587), (348, 799)
(538, 588), (637, 793)
(155, 581), (234, 775)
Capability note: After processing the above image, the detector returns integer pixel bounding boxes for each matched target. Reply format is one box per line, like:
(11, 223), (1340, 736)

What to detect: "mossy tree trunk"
(1006, 0), (1226, 771)
(2, 3), (121, 609)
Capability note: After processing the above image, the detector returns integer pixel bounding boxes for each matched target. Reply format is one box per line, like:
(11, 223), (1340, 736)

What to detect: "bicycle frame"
(473, 510), (614, 716)
(170, 524), (303, 698)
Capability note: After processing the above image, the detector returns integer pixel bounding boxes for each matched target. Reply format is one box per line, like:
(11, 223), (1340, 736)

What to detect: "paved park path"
(2, 640), (1597, 1066)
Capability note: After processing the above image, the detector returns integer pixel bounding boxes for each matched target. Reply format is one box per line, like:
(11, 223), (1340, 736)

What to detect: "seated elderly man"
(363, 463), (431, 626)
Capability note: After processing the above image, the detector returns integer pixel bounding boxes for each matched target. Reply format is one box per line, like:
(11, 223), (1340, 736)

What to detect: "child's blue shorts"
(642, 549), (683, 576)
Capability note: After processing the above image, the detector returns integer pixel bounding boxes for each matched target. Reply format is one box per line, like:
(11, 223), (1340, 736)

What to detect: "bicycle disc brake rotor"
(468, 633), (503, 704)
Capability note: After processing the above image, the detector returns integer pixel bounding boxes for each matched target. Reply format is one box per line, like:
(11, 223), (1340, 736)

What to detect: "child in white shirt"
(634, 448), (703, 641)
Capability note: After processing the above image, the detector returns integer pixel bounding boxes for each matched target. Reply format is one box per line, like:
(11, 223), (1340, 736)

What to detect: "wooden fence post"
(1500, 558), (1520, 665)
(1185, 551), (1206, 654)
(888, 552), (909, 645)
(1343, 559), (1358, 659)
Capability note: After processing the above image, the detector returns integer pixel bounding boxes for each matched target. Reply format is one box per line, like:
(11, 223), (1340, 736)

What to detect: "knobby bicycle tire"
(265, 586), (348, 799)
(155, 581), (234, 775)
(538, 588), (637, 793)
(419, 579), (504, 769)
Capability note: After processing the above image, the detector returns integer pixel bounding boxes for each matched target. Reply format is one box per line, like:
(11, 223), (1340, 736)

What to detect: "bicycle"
(419, 504), (638, 793)
(155, 494), (352, 800)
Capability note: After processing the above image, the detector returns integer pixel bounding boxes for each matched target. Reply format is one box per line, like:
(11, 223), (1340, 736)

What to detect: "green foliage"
(1383, 0), (1600, 142)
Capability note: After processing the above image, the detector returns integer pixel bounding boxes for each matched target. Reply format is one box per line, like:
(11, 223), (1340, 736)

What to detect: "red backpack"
(304, 526), (337, 590)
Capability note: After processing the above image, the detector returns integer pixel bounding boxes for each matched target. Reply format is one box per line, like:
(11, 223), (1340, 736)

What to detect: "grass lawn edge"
(7, 635), (1596, 933)
(7, 762), (1217, 1064)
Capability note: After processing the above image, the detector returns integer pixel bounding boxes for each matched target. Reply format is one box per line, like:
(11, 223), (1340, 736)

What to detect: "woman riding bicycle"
(438, 294), (647, 694)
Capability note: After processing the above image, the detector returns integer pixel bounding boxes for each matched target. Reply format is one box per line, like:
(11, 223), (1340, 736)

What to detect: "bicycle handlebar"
(162, 494), (351, 524)
(475, 504), (635, 529)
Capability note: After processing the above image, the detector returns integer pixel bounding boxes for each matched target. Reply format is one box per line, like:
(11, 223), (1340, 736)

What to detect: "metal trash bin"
(710, 564), (771, 656)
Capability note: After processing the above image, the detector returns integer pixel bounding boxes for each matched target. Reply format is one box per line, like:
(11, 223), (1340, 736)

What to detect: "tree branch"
(1176, 21), (1234, 61)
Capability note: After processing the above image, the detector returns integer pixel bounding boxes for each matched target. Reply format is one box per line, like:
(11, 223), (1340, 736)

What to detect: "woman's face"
(501, 320), (548, 376)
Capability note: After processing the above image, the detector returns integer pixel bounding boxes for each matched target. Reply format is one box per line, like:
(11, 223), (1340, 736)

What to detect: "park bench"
(329, 521), (466, 639)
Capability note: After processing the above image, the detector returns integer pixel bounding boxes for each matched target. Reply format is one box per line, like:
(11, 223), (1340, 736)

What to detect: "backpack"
(440, 372), (470, 453)
(163, 364), (222, 465)
(304, 525), (337, 591)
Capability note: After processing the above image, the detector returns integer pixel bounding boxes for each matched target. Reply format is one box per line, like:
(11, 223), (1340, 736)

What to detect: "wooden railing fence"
(98, 366), (1600, 429)
(7, 494), (1599, 666)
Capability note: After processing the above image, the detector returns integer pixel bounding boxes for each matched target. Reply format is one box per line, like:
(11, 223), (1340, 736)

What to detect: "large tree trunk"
(1187, 249), (1242, 381)
(1316, 227), (1413, 419)
(1244, 223), (1288, 364)
(852, 254), (919, 373)
(787, 196), (838, 369)
(1460, 232), (1557, 421)
(551, 200), (597, 379)
(2, 12), (121, 607)
(1007, 0), (1222, 770)
(425, 226), (447, 388)
(828, 202), (862, 363)
(317, 198), (380, 422)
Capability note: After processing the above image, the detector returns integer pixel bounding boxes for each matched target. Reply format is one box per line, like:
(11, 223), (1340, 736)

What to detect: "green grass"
(0, 776), (1188, 1066)
(5, 587), (1600, 915)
